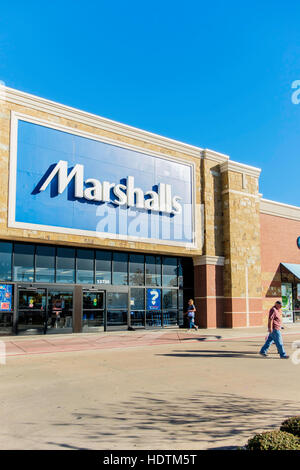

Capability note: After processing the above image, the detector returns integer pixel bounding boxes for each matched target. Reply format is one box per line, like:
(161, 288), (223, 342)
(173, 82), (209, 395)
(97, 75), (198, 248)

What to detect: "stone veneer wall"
(221, 163), (263, 327)
(193, 151), (227, 328)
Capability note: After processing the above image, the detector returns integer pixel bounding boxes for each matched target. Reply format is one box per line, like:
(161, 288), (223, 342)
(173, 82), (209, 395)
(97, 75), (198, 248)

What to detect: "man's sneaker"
(280, 355), (290, 359)
(259, 352), (268, 357)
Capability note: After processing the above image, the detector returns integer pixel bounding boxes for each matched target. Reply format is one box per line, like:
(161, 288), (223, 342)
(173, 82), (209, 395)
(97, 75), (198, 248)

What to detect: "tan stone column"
(220, 161), (263, 327)
(193, 150), (228, 328)
(201, 150), (227, 257)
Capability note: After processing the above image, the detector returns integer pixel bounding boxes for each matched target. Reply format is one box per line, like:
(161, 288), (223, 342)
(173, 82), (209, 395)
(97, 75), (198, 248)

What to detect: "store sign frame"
(8, 112), (197, 248)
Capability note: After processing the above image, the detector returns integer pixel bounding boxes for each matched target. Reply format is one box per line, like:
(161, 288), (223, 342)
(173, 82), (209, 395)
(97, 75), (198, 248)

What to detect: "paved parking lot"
(0, 328), (299, 450)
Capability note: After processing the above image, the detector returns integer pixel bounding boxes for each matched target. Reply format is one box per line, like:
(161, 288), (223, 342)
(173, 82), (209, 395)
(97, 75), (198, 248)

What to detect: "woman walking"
(186, 299), (198, 331)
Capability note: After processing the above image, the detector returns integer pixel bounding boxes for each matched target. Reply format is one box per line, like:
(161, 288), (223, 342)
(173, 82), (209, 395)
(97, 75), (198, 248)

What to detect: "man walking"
(260, 301), (289, 359)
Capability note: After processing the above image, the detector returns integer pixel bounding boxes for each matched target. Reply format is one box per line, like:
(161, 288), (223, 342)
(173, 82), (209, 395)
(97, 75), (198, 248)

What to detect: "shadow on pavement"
(179, 335), (222, 341)
(47, 391), (299, 450)
(156, 349), (264, 359)
(46, 442), (89, 450)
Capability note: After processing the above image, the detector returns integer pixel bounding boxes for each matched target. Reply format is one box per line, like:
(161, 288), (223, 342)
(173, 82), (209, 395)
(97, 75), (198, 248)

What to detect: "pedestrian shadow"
(156, 349), (264, 359)
(46, 441), (89, 450)
(179, 335), (222, 341)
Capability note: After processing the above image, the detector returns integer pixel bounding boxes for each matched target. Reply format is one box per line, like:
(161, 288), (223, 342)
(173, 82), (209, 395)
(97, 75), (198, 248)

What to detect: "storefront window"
(77, 249), (94, 284)
(130, 287), (145, 327)
(281, 283), (294, 324)
(0, 312), (13, 333)
(162, 288), (178, 326)
(56, 248), (75, 284)
(178, 290), (183, 310)
(129, 254), (144, 286)
(0, 242), (12, 281)
(178, 289), (184, 326)
(145, 255), (161, 286)
(0, 239), (194, 333)
(130, 288), (145, 310)
(35, 245), (55, 283)
(107, 291), (128, 328)
(162, 257), (178, 287)
(82, 291), (104, 329)
(162, 289), (178, 309)
(47, 291), (73, 331)
(294, 283), (300, 322)
(96, 250), (111, 285)
(178, 258), (193, 288)
(17, 288), (47, 334)
(146, 310), (162, 327)
(13, 243), (34, 282)
(107, 292), (128, 309)
(112, 253), (128, 285)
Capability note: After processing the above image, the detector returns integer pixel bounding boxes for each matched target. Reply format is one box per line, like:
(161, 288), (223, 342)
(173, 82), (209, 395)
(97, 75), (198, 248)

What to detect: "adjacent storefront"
(280, 263), (300, 323)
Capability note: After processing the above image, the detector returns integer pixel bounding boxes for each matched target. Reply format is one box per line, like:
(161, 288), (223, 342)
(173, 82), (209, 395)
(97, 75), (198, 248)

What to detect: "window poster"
(147, 289), (161, 311)
(0, 284), (13, 311)
(281, 283), (293, 324)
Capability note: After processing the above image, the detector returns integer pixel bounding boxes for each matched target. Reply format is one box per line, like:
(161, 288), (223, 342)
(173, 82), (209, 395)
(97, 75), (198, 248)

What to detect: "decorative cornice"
(193, 255), (225, 266)
(220, 160), (261, 178)
(202, 148), (230, 164)
(3, 86), (203, 159)
(260, 198), (300, 221)
(221, 189), (260, 199)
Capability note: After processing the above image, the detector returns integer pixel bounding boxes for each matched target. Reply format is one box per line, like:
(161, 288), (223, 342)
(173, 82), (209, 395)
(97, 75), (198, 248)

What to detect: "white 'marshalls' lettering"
(38, 160), (182, 215)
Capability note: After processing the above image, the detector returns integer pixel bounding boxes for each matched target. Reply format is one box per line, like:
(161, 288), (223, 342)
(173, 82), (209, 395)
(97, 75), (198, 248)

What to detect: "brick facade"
(260, 211), (300, 319)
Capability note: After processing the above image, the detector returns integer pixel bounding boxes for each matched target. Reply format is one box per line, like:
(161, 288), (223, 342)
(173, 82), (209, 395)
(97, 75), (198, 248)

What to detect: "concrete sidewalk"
(1, 326), (300, 450)
(2, 324), (300, 357)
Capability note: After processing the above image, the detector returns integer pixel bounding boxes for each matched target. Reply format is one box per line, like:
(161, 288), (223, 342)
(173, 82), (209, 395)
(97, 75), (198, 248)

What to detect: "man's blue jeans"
(260, 329), (287, 357)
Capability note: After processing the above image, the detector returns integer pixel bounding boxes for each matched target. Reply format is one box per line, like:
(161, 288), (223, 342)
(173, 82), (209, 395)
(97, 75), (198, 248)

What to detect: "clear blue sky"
(1, 0), (299, 206)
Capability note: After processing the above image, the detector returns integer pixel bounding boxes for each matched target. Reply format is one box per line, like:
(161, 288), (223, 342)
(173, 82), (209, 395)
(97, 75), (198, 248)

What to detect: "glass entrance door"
(18, 288), (47, 334)
(107, 291), (128, 330)
(82, 291), (105, 331)
(46, 290), (73, 334)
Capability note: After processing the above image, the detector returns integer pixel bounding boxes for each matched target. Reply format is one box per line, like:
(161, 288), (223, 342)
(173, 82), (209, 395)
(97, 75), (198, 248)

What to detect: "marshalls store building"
(0, 86), (299, 336)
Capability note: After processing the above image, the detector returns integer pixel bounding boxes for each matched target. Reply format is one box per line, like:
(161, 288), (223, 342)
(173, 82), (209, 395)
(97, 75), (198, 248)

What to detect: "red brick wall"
(260, 213), (300, 321)
(194, 264), (224, 328)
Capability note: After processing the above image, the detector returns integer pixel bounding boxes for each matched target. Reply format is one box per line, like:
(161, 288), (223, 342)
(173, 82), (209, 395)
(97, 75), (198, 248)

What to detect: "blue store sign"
(147, 289), (161, 310)
(9, 115), (195, 246)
